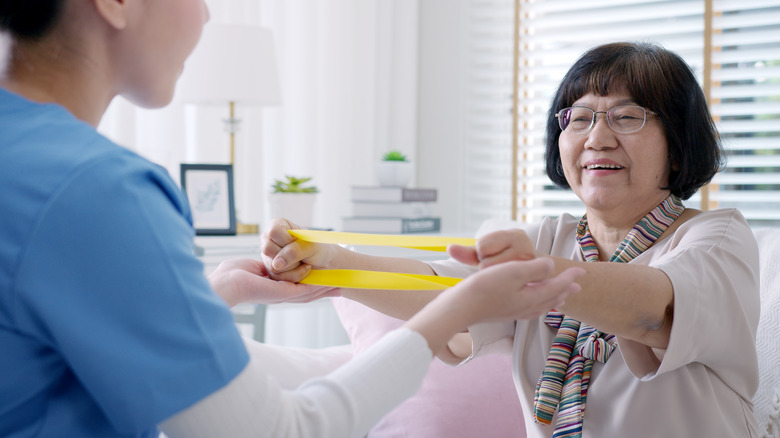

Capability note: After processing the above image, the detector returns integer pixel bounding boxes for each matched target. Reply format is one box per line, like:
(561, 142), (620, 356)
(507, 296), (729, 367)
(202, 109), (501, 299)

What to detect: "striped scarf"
(532, 195), (684, 437)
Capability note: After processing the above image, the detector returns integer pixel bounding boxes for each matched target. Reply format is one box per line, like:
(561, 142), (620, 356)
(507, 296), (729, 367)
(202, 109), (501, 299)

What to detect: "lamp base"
(236, 221), (259, 235)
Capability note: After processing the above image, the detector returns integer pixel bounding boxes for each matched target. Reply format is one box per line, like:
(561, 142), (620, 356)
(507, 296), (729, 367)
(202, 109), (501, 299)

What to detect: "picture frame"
(180, 164), (236, 235)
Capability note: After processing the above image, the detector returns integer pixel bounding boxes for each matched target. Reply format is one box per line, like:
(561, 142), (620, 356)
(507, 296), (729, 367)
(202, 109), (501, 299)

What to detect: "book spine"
(401, 188), (437, 202)
(351, 202), (432, 218)
(401, 217), (440, 233)
(350, 186), (438, 203)
(341, 217), (441, 233)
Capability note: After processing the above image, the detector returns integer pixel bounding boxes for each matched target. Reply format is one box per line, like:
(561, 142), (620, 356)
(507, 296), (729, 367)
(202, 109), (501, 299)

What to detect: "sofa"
(752, 228), (780, 438)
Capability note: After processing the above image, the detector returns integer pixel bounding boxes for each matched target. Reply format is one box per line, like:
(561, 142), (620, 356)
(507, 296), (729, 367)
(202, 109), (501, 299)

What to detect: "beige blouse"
(429, 208), (760, 438)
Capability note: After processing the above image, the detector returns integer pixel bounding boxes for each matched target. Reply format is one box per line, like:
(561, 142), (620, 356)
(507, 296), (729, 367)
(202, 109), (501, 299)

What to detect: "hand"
(447, 229), (537, 270)
(448, 257), (584, 323)
(260, 218), (340, 282)
(404, 257), (584, 358)
(208, 258), (339, 307)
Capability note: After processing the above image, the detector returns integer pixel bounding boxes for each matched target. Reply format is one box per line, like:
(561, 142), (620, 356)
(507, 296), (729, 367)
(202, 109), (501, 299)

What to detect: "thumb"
(448, 244), (480, 266)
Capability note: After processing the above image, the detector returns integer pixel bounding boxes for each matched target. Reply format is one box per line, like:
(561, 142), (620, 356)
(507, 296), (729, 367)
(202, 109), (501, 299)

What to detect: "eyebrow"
(571, 98), (637, 108)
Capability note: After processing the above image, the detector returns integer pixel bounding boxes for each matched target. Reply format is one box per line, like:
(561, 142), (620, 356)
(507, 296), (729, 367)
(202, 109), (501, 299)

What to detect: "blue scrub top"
(0, 87), (249, 437)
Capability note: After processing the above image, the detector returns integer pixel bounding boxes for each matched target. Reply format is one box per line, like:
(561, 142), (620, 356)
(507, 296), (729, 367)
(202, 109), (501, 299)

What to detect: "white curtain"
(100, 0), (419, 230)
(98, 0), (420, 347)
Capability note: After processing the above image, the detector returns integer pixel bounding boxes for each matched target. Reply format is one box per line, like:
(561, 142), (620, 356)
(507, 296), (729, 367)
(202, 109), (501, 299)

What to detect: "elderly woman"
(263, 42), (760, 437)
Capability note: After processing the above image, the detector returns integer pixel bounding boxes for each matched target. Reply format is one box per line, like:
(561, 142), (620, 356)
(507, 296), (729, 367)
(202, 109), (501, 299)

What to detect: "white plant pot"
(267, 193), (317, 228)
(375, 161), (413, 187)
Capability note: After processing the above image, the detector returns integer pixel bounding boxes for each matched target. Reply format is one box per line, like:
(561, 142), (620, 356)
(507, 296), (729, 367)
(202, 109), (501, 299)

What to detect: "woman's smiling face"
(558, 90), (671, 215)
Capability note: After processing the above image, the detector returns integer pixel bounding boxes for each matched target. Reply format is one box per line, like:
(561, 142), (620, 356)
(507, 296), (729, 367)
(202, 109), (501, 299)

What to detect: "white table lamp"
(176, 24), (281, 233)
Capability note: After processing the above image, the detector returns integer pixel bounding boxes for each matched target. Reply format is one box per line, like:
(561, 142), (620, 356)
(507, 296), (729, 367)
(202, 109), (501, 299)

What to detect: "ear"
(93, 0), (130, 30)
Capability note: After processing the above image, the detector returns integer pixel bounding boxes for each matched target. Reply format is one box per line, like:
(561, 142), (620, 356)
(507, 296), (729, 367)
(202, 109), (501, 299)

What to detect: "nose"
(583, 112), (618, 150)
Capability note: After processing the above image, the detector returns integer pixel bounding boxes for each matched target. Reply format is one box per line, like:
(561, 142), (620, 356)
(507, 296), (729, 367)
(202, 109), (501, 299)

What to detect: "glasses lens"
(608, 106), (646, 133)
(559, 107), (594, 133)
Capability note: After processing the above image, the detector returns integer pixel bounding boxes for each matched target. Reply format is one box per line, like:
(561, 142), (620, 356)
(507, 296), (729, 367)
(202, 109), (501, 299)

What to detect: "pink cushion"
(332, 297), (526, 437)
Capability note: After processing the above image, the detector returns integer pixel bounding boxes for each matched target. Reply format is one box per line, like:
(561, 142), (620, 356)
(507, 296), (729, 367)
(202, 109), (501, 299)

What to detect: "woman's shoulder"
(662, 207), (757, 259)
(1, 95), (150, 173)
(678, 207), (752, 236)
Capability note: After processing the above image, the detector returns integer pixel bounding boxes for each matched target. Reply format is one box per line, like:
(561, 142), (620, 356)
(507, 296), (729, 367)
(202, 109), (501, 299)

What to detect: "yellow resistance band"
(289, 229), (476, 252)
(289, 230), (476, 290)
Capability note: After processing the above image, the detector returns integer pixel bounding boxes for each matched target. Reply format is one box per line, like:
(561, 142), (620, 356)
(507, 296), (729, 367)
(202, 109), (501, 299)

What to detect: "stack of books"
(341, 186), (440, 234)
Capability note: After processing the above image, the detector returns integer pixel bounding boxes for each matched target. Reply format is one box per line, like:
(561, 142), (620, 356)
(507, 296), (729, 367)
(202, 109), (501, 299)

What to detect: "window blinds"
(708, 1), (780, 224)
(461, 0), (516, 232)
(515, 0), (706, 223)
(463, 0), (780, 227)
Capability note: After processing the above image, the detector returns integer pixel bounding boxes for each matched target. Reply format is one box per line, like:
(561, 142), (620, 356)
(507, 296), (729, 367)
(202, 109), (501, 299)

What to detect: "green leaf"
(382, 150), (407, 162)
(271, 175), (319, 193)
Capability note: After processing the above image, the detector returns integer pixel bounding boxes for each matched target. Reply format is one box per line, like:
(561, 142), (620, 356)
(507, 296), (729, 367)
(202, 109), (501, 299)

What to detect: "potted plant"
(376, 150), (413, 187)
(267, 176), (318, 228)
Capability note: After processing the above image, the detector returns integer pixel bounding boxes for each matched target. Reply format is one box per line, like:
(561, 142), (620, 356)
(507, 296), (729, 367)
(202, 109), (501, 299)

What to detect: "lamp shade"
(176, 24), (281, 105)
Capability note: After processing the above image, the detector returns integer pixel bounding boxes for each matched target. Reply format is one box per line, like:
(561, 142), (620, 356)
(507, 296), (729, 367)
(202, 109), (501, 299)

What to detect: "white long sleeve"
(160, 328), (432, 438)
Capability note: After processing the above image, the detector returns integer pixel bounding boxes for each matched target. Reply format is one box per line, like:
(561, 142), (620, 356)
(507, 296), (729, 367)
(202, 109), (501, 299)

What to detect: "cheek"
(659, 159), (672, 185)
(633, 149), (670, 188)
(557, 137), (580, 171)
(161, 0), (207, 60)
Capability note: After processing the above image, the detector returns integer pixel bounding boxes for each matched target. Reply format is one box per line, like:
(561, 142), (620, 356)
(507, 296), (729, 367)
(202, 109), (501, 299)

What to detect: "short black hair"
(0, 0), (64, 39)
(545, 42), (724, 200)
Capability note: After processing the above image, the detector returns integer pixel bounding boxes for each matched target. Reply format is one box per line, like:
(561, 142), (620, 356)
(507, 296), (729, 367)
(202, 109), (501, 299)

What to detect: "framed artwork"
(180, 164), (236, 235)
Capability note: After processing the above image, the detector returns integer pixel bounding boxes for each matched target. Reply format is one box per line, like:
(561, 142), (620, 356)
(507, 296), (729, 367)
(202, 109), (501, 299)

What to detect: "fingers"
(473, 231), (510, 260)
(519, 266), (585, 313)
(238, 272), (340, 305)
(272, 239), (321, 271)
(269, 282), (340, 304)
(261, 218), (298, 249)
(268, 262), (312, 283)
(474, 229), (536, 269)
(283, 285), (342, 303)
(485, 257), (555, 283)
(260, 218), (308, 278)
(454, 258), (584, 323)
(449, 230), (532, 268)
(447, 244), (479, 266)
(260, 219), (290, 269)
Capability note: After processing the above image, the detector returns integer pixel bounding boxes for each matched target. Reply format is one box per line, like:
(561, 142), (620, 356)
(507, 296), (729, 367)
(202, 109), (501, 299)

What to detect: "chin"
(124, 90), (175, 110)
(580, 191), (625, 211)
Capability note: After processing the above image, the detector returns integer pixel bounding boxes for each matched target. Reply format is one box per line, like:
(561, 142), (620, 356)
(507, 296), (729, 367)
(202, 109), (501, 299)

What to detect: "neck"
(585, 193), (673, 259)
(1, 29), (115, 127)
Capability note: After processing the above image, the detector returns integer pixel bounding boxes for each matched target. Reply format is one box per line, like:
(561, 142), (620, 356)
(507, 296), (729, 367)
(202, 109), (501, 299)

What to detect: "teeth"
(586, 164), (623, 170)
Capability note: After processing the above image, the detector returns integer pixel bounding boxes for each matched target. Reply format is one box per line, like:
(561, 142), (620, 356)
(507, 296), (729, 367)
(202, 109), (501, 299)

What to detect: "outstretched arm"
(161, 257), (584, 438)
(451, 228), (674, 349)
(260, 218), (436, 282)
(259, 218), (444, 320)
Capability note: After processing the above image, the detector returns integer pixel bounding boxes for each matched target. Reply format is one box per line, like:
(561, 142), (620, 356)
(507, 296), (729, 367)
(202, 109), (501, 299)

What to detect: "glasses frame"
(555, 105), (657, 135)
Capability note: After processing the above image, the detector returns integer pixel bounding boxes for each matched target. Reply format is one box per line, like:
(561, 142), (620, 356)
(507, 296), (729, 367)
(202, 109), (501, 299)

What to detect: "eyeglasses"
(555, 105), (657, 134)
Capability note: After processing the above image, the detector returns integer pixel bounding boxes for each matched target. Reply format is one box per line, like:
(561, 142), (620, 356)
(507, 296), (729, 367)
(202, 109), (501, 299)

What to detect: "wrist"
(405, 290), (472, 352)
(328, 244), (358, 269)
(208, 271), (241, 307)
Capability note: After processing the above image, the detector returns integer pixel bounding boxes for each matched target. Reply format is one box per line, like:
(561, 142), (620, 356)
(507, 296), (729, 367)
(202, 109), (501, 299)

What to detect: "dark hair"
(0, 0), (63, 39)
(545, 42), (724, 200)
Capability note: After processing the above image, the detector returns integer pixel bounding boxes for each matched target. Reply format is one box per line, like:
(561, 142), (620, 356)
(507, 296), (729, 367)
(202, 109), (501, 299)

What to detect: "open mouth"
(585, 164), (624, 170)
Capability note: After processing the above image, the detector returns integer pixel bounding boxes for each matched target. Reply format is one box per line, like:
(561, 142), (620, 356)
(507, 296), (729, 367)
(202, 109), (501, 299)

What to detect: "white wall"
(416, 0), (469, 234)
(98, 0), (452, 349)
(261, 0), (423, 230)
(100, 0), (470, 235)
